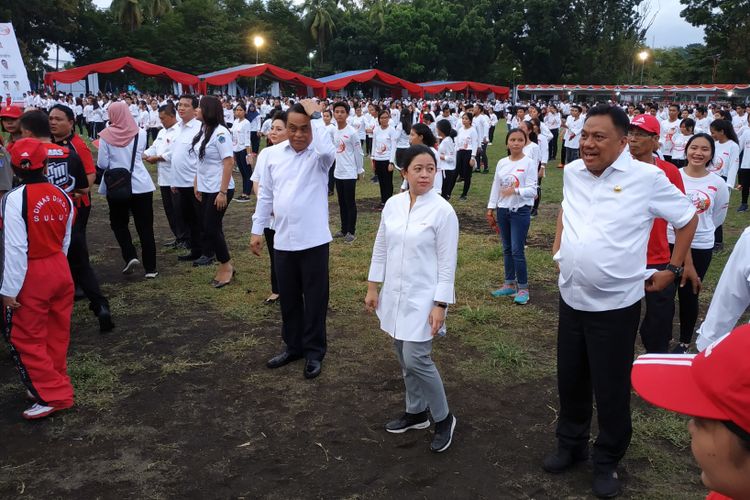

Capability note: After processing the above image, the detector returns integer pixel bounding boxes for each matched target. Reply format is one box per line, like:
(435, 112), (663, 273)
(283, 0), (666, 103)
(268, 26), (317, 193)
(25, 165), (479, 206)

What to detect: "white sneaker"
(122, 258), (140, 275)
(23, 402), (71, 420)
(144, 272), (159, 279)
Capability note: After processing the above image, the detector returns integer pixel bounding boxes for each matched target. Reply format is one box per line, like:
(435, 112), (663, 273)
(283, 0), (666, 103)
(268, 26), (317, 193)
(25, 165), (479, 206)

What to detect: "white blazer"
(368, 190), (459, 342)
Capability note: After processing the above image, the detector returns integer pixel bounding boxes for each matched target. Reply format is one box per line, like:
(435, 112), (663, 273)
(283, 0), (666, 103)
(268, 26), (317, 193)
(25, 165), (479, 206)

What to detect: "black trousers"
(264, 228), (279, 294)
(533, 174), (543, 211)
(200, 190), (234, 264)
(147, 127), (160, 145)
(68, 204), (108, 313)
(176, 187), (211, 258)
(549, 128), (559, 160)
(670, 245), (712, 344)
(442, 169), (459, 200)
(107, 192), (157, 273)
(715, 175), (728, 244)
(250, 131), (260, 153)
(328, 162), (335, 194)
(365, 136), (373, 155)
(639, 263), (675, 353)
(335, 178), (357, 235)
(372, 160), (393, 204)
(477, 143), (489, 171)
(275, 243), (329, 361)
(556, 297), (641, 470)
(489, 125), (496, 144)
(160, 186), (188, 242)
(739, 168), (750, 204)
(76, 116), (85, 136)
(457, 150), (473, 197)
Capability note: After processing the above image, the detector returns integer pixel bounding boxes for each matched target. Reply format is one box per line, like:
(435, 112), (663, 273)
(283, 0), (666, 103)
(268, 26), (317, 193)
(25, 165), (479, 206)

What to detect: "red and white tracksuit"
(1, 181), (75, 407)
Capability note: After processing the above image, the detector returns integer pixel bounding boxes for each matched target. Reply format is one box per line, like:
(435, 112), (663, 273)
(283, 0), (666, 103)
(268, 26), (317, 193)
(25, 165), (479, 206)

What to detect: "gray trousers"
(393, 339), (449, 422)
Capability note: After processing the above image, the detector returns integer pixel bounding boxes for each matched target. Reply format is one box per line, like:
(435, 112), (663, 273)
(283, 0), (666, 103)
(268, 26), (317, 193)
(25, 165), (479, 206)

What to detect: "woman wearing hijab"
(246, 103), (262, 154)
(96, 101), (158, 278)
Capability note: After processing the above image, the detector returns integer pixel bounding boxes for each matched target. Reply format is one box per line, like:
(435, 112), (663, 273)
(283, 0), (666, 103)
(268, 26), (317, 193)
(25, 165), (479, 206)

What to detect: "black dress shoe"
(96, 305), (115, 333)
(592, 468), (621, 498)
(192, 255), (216, 267)
(178, 252), (201, 261)
(266, 351), (303, 369)
(542, 447), (589, 473)
(74, 286), (86, 301)
(304, 359), (322, 379)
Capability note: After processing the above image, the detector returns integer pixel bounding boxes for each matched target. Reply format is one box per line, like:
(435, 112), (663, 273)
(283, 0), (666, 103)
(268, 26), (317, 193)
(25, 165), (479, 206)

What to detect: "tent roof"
(199, 63), (324, 96)
(518, 84), (750, 94)
(318, 69), (422, 95)
(418, 80), (510, 97)
(44, 56), (200, 88)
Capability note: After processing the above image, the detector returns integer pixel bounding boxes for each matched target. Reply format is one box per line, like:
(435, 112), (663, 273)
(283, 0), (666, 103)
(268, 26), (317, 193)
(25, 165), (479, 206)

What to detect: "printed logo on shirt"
(709, 156), (724, 173)
(688, 189), (711, 214)
(376, 143), (388, 155)
(500, 174), (520, 189)
(337, 139), (346, 154)
(218, 134), (226, 144)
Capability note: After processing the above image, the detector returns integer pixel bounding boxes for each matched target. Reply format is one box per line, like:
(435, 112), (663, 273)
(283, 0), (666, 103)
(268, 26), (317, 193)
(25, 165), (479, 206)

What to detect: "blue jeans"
(497, 206), (531, 286)
(234, 151), (252, 196)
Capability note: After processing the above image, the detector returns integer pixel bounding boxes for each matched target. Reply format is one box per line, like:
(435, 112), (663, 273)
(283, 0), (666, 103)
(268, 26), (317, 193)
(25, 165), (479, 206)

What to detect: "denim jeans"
(497, 206), (531, 286)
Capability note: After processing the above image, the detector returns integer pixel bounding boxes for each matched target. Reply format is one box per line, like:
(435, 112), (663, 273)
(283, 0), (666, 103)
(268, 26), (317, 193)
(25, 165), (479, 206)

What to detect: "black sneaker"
(670, 342), (690, 354)
(530, 208), (538, 218)
(385, 411), (430, 434)
(459, 195), (467, 201)
(96, 305), (115, 333)
(738, 203), (748, 212)
(592, 469), (621, 498)
(542, 447), (589, 473)
(430, 413), (456, 452)
(713, 242), (724, 253)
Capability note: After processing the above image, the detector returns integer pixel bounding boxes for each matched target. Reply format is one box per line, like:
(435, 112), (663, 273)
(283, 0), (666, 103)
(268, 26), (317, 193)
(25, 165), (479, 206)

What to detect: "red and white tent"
(418, 81), (510, 99)
(318, 69), (423, 98)
(44, 56), (201, 92)
(199, 63), (325, 97)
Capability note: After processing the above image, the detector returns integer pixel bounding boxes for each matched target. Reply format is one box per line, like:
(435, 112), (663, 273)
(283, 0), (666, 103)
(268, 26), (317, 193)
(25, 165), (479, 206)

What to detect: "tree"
(110, 0), (177, 32)
(680, 0), (750, 81)
(303, 0), (338, 63)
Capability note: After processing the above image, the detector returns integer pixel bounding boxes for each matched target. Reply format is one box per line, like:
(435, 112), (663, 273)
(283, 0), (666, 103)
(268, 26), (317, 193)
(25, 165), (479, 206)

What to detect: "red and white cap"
(630, 114), (660, 135)
(7, 137), (48, 171)
(0, 105), (23, 119)
(631, 324), (750, 434)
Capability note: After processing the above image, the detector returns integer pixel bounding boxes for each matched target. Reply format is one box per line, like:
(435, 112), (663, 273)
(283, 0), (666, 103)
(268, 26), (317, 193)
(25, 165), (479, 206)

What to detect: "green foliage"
(680, 0), (750, 82)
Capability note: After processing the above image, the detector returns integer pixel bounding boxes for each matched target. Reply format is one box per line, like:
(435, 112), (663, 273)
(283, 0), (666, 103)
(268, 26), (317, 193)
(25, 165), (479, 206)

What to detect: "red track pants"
(6, 253), (74, 407)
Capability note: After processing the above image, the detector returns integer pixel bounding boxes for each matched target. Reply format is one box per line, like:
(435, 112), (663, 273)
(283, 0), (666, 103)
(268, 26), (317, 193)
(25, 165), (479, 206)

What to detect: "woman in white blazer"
(365, 144), (459, 454)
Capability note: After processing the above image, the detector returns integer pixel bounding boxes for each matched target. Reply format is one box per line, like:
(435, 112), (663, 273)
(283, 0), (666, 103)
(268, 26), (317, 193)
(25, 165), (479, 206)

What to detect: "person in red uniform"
(628, 113), (699, 353)
(2, 137), (76, 420)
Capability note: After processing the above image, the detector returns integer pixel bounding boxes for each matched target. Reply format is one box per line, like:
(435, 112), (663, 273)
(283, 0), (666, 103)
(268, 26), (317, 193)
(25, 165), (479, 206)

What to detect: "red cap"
(632, 324), (750, 434)
(7, 137), (48, 171)
(0, 105), (23, 119)
(630, 114), (660, 135)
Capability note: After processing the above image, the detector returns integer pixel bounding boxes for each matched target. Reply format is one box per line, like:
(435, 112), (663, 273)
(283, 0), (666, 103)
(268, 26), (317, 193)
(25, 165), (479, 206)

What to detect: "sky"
(88, 0), (705, 50)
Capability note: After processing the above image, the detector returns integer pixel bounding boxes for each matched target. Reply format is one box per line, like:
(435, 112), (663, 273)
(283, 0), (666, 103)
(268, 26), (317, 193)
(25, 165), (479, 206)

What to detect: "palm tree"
(366, 0), (387, 33)
(111, 0), (176, 31)
(111, 0), (144, 32)
(302, 0), (337, 63)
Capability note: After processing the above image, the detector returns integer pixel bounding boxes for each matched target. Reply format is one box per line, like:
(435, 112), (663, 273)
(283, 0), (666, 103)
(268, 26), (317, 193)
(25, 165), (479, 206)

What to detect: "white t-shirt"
(196, 125), (235, 193)
(667, 170), (729, 249)
(711, 140), (740, 185)
(670, 132), (692, 161)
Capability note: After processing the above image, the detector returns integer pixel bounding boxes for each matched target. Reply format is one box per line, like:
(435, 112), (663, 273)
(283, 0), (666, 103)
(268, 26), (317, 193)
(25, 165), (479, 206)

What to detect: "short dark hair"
(585, 104), (630, 136)
(571, 105), (582, 113)
(332, 101), (350, 113)
(20, 110), (51, 138)
(400, 144), (436, 171)
(179, 94), (198, 109)
(158, 103), (176, 117)
(285, 103), (309, 124)
(271, 110), (287, 122)
(680, 117), (695, 132)
(49, 104), (74, 121)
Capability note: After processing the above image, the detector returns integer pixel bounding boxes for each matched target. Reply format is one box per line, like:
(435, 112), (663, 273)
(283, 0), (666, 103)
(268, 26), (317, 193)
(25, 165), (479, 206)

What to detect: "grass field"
(2, 121), (745, 498)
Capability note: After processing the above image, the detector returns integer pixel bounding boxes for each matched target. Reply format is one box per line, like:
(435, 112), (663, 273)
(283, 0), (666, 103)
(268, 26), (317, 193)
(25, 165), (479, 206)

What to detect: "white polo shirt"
(555, 149), (696, 312)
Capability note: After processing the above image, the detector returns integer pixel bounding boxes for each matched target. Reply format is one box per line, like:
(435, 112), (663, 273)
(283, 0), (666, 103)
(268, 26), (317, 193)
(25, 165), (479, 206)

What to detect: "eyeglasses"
(627, 130), (656, 139)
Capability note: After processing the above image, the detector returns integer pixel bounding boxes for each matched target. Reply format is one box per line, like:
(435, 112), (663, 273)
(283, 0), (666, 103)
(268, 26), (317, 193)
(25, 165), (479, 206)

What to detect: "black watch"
(665, 264), (684, 278)
(310, 111), (322, 119)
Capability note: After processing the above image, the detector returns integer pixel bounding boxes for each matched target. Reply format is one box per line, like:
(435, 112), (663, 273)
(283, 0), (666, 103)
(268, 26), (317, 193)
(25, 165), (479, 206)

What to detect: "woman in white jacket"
(436, 119), (457, 200)
(487, 128), (537, 305)
(365, 144), (459, 454)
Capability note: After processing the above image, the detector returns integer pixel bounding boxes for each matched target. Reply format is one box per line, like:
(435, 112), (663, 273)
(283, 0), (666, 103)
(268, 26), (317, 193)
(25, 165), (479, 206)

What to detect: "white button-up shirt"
(96, 129), (156, 195)
(251, 119), (336, 251)
(143, 123), (179, 187)
(368, 190), (459, 342)
(696, 227), (750, 351)
(170, 118), (202, 188)
(555, 149), (696, 312)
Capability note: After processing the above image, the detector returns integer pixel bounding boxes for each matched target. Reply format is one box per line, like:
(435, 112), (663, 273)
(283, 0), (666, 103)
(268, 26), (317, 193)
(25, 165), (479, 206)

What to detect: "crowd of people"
(2, 89), (750, 500)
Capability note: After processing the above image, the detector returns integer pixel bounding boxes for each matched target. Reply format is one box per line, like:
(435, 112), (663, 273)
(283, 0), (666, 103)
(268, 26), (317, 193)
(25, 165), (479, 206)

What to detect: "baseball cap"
(631, 324), (750, 434)
(0, 105), (22, 119)
(8, 137), (48, 171)
(630, 114), (660, 135)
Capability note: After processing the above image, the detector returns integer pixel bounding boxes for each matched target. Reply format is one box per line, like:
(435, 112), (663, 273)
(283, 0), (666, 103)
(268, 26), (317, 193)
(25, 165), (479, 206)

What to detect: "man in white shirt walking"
(546, 105), (698, 498)
(250, 99), (336, 380)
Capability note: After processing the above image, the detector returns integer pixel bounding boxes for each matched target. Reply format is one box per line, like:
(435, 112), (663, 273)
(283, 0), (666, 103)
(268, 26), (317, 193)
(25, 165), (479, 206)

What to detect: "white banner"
(0, 23), (32, 105)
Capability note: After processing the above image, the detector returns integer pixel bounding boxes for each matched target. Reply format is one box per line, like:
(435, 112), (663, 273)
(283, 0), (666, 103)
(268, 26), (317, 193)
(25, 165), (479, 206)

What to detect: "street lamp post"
(253, 35), (264, 97)
(511, 66), (517, 103)
(638, 50), (649, 86)
(308, 51), (315, 74)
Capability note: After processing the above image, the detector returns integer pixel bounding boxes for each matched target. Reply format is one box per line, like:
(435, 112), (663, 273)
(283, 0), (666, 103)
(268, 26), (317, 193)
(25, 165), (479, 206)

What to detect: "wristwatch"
(310, 111), (322, 119)
(665, 264), (684, 278)
(435, 302), (448, 309)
